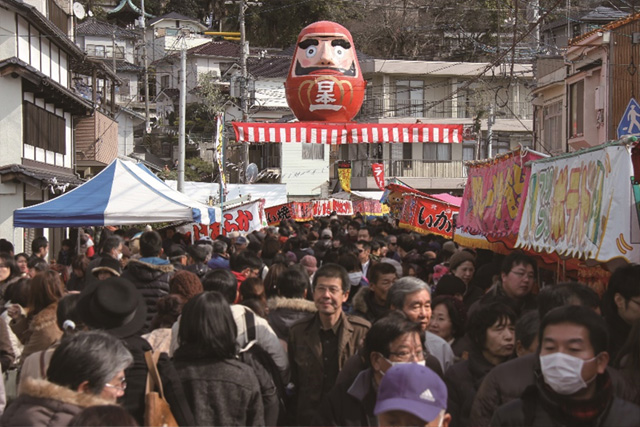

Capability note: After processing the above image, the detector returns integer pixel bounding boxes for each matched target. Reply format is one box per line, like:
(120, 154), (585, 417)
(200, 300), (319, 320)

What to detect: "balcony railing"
(358, 98), (532, 120)
(86, 46), (126, 60)
(344, 159), (466, 179)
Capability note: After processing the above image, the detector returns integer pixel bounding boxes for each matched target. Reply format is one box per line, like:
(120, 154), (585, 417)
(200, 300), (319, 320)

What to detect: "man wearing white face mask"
(491, 305), (640, 426)
(375, 363), (452, 427)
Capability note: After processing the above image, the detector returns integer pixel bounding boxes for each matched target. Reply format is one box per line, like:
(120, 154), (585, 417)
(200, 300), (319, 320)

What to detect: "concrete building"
(340, 59), (534, 192)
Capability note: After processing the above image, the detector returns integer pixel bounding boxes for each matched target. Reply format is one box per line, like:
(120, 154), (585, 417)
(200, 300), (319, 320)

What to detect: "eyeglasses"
(509, 270), (535, 280)
(104, 378), (127, 392)
(388, 350), (426, 362)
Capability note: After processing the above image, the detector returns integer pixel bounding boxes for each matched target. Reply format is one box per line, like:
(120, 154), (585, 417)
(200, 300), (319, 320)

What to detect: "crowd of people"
(0, 213), (638, 426)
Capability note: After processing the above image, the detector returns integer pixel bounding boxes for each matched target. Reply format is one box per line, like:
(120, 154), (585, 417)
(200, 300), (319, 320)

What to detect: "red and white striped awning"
(232, 122), (463, 144)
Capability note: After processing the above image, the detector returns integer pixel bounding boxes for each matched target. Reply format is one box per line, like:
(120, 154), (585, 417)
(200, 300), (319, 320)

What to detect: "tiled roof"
(0, 163), (84, 187)
(247, 56), (290, 78)
(76, 18), (139, 39)
(148, 12), (200, 26)
(543, 6), (629, 31)
(581, 6), (629, 21)
(188, 40), (265, 58)
(571, 11), (640, 45)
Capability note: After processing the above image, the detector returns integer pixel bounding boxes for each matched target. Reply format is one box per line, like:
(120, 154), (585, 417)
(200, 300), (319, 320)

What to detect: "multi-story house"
(533, 13), (640, 153)
(0, 0), (118, 252)
(145, 12), (208, 62)
(75, 17), (145, 158)
(340, 59), (534, 192)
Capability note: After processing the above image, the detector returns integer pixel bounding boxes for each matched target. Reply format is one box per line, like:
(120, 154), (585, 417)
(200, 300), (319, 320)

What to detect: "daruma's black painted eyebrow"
(331, 39), (351, 49)
(299, 39), (319, 49)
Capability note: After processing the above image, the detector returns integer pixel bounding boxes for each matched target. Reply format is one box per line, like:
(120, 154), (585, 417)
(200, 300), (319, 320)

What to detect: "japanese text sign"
(458, 148), (544, 238)
(517, 144), (640, 262)
(399, 194), (458, 238)
(180, 199), (266, 240)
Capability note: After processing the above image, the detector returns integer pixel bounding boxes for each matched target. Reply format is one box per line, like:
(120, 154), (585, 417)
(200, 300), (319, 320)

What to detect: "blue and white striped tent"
(14, 159), (221, 228)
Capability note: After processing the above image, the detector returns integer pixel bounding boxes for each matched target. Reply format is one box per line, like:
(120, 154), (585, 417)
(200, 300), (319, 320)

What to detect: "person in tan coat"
(7, 270), (63, 363)
(289, 263), (370, 425)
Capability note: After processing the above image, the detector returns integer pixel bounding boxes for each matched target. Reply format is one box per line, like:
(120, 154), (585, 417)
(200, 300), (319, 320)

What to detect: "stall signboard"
(353, 198), (389, 216)
(399, 194), (458, 238)
(457, 148), (544, 239)
(179, 199), (266, 240)
(312, 199), (354, 217)
(265, 201), (314, 225)
(517, 143), (640, 263)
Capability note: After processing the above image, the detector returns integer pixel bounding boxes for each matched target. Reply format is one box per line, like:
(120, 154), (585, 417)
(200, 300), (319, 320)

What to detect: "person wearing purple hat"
(375, 363), (451, 427)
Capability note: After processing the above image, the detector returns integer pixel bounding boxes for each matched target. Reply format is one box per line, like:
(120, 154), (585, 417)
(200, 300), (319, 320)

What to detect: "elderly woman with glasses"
(1, 331), (133, 426)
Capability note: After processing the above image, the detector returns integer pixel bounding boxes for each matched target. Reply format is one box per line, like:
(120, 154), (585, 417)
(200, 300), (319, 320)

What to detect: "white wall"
(0, 77), (23, 166)
(280, 143), (329, 197)
(0, 182), (24, 252)
(0, 9), (17, 60)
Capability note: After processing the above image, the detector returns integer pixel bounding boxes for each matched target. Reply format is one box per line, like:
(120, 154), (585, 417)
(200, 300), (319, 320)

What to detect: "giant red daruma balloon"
(284, 21), (366, 122)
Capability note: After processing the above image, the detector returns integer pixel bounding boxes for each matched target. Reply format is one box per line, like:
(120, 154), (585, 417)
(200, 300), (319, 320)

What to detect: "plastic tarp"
(14, 159), (221, 227)
(165, 181), (288, 208)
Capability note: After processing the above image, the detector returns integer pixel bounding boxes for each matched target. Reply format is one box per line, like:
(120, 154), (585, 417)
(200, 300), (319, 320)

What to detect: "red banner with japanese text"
(457, 147), (545, 240)
(353, 198), (389, 216)
(265, 201), (314, 225)
(372, 163), (385, 190)
(178, 199), (266, 240)
(399, 194), (458, 238)
(312, 199), (354, 217)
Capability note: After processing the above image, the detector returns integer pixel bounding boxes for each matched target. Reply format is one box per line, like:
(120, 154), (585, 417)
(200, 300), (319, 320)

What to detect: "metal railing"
(86, 45), (126, 60)
(344, 159), (466, 179)
(358, 98), (532, 120)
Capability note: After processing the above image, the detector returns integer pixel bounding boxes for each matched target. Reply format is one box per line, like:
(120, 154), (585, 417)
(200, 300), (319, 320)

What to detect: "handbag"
(144, 351), (178, 427)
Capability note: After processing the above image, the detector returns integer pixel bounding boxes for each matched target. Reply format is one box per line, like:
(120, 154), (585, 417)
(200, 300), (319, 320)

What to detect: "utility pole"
(178, 44), (186, 192)
(239, 0), (249, 183)
(141, 0), (150, 134)
(487, 105), (495, 158)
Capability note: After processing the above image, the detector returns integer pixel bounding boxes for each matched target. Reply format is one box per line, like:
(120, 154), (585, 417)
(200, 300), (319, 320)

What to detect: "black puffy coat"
(120, 258), (174, 332)
(444, 349), (499, 427)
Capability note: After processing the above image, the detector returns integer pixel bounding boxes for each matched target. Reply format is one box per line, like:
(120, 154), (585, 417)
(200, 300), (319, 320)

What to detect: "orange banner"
(399, 194), (458, 238)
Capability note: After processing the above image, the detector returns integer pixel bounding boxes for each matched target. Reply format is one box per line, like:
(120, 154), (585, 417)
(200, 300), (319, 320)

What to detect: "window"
(462, 141), (476, 161)
(396, 80), (424, 117)
(403, 143), (413, 168)
(494, 139), (510, 155)
(95, 45), (105, 57)
(23, 102), (65, 154)
(543, 100), (563, 152)
(569, 80), (584, 138)
(423, 143), (452, 161)
(302, 143), (324, 160)
(119, 79), (130, 96)
(161, 75), (170, 89)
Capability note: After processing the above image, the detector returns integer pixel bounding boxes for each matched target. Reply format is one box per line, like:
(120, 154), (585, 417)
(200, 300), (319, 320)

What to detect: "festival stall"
(13, 159), (221, 227)
(398, 193), (458, 238)
(516, 142), (640, 265)
(230, 20), (464, 218)
(265, 198), (354, 225)
(176, 199), (267, 239)
(454, 147), (545, 252)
